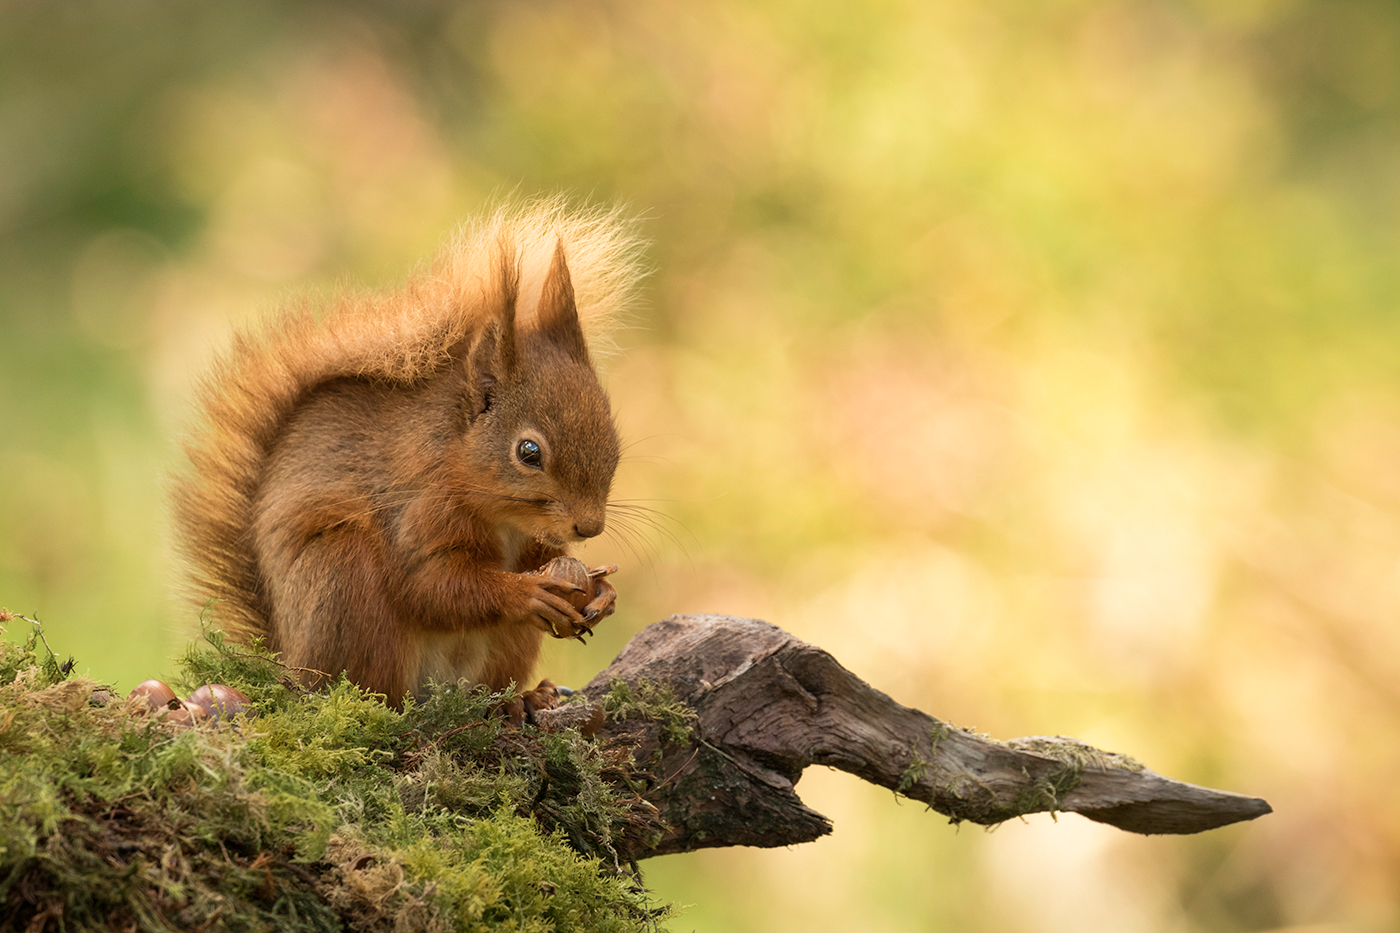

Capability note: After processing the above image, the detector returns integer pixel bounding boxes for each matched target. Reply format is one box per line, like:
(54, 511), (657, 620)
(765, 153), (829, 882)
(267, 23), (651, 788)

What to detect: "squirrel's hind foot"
(500, 678), (561, 727)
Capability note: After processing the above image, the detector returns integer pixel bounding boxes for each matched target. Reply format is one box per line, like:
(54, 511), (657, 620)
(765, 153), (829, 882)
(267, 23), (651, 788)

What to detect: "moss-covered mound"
(0, 616), (671, 932)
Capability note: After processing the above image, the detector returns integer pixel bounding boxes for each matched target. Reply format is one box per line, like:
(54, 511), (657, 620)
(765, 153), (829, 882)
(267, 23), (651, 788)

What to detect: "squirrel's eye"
(516, 439), (543, 469)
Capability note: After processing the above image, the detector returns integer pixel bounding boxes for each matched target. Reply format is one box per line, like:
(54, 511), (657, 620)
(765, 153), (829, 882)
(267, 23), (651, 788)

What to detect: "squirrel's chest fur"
(404, 527), (541, 693)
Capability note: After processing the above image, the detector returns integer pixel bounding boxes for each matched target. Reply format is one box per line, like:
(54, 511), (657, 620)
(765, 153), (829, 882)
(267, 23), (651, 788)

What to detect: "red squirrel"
(172, 202), (641, 710)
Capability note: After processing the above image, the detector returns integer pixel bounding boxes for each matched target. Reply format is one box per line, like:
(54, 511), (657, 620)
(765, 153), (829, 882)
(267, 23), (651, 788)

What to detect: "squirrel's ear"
(536, 239), (590, 364)
(459, 241), (519, 419)
(462, 324), (503, 419)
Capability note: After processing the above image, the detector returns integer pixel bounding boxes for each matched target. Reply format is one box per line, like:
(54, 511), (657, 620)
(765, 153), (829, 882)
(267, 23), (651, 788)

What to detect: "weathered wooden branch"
(541, 614), (1271, 861)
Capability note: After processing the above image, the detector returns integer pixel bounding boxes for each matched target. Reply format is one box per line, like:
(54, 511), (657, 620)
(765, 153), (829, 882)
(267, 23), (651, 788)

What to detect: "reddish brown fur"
(172, 201), (643, 705)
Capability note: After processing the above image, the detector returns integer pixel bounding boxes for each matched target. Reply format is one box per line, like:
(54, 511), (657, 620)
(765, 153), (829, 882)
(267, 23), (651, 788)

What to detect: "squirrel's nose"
(574, 518), (604, 539)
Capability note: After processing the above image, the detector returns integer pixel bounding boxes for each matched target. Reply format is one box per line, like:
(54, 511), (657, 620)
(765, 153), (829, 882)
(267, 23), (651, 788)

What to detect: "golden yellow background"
(3, 1), (1398, 930)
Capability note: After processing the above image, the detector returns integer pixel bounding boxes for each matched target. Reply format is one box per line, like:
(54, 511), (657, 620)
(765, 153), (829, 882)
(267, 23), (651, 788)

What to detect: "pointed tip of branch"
(1066, 769), (1273, 834)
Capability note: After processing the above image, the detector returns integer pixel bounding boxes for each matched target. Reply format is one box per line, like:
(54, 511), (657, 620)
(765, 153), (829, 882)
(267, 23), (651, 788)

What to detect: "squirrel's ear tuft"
(460, 240), (520, 419)
(536, 239), (590, 364)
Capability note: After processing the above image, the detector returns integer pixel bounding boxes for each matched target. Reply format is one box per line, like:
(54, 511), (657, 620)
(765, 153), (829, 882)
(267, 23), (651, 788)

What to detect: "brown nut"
(129, 679), (178, 711)
(534, 556), (616, 612)
(187, 684), (253, 722)
(536, 556), (593, 611)
(164, 700), (211, 727)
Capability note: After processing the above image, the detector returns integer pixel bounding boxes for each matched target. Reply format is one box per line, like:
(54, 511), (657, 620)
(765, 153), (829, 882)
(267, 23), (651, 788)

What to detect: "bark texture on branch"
(551, 614), (1271, 860)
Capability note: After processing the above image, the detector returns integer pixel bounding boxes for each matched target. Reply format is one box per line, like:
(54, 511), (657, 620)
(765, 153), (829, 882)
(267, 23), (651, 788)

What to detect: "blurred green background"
(3, 0), (1399, 930)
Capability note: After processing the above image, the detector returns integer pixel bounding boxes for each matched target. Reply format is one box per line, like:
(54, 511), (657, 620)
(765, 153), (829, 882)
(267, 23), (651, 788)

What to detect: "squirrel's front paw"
(579, 567), (617, 626)
(518, 572), (589, 638)
(524, 557), (619, 641)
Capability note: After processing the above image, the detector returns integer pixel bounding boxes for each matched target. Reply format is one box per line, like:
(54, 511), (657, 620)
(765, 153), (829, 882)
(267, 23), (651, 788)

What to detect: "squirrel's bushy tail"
(171, 199), (647, 642)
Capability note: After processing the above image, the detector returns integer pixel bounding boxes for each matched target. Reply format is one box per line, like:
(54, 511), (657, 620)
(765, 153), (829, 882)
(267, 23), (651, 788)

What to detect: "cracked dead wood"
(539, 614), (1272, 861)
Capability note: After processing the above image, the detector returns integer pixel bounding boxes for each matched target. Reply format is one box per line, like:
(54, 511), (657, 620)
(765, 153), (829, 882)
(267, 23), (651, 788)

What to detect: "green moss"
(898, 721), (952, 795)
(0, 617), (671, 932)
(599, 678), (696, 747)
(895, 752), (928, 795)
(930, 721), (953, 756)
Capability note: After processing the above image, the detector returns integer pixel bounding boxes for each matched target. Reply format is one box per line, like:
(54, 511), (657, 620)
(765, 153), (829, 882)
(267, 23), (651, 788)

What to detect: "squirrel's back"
(172, 200), (644, 646)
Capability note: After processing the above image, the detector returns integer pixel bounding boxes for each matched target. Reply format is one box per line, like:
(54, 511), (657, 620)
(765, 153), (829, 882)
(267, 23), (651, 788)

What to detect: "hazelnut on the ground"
(187, 684), (253, 722)
(128, 679), (178, 711)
